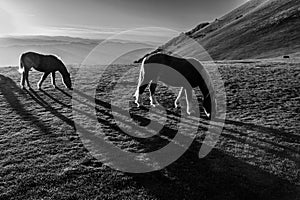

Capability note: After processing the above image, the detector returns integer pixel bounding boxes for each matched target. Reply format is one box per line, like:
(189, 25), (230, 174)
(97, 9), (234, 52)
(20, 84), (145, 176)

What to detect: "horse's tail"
(138, 57), (146, 86)
(18, 54), (25, 74)
(135, 56), (147, 97)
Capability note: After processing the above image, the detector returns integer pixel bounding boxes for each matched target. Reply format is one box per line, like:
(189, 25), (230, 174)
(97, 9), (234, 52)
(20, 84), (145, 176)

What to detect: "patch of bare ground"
(0, 60), (299, 199)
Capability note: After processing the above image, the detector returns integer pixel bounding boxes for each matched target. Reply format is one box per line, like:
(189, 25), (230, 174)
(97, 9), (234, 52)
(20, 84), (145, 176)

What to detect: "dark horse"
(18, 52), (72, 90)
(134, 53), (216, 119)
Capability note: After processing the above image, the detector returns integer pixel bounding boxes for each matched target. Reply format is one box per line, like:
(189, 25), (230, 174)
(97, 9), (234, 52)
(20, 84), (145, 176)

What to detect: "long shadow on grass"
(224, 119), (300, 144)
(72, 88), (299, 200)
(92, 90), (299, 164)
(219, 118), (300, 163)
(71, 89), (182, 152)
(25, 89), (74, 127)
(40, 89), (72, 108)
(0, 74), (74, 130)
(0, 75), (53, 134)
(130, 144), (299, 200)
(15, 69), (295, 200)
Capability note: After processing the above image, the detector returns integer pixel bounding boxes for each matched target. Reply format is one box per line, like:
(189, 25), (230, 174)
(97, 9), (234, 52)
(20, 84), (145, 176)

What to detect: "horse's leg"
(174, 87), (183, 108)
(134, 75), (151, 107)
(135, 83), (149, 107)
(24, 69), (31, 89)
(51, 72), (57, 88)
(20, 72), (25, 89)
(149, 82), (158, 107)
(203, 94), (214, 119)
(184, 88), (193, 115)
(37, 72), (50, 90)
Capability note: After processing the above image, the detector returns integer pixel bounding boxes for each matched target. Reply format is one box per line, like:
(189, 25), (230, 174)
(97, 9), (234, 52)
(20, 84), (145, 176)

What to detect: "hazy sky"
(0, 0), (249, 39)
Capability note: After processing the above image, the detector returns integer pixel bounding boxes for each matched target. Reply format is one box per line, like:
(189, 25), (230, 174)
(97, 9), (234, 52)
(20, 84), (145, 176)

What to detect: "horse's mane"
(54, 55), (63, 62)
(45, 53), (65, 66)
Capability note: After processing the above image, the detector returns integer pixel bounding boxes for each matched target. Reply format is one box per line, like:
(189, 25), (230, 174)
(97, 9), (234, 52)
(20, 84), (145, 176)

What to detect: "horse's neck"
(58, 65), (68, 76)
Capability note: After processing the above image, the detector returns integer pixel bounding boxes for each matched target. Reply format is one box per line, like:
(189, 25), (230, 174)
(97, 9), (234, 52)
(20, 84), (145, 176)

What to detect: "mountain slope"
(145, 0), (300, 60)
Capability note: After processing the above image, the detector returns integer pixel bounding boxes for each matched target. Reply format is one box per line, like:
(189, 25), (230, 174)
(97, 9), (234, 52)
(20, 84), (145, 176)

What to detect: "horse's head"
(62, 72), (72, 90)
(203, 93), (216, 119)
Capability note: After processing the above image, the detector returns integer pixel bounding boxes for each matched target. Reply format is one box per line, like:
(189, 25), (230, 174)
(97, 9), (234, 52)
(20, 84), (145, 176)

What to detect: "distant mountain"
(140, 0), (300, 61)
(0, 35), (156, 67)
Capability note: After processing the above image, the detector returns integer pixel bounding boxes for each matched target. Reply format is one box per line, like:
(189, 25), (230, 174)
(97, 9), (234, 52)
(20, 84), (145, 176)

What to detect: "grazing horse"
(18, 52), (72, 90)
(134, 53), (216, 119)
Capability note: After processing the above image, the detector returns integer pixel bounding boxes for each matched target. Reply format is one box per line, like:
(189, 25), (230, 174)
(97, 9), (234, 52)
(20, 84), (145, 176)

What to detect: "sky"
(0, 0), (249, 40)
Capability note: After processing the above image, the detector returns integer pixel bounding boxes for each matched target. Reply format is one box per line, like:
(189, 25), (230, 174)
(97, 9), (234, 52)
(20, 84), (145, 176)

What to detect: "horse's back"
(21, 52), (62, 72)
(41, 55), (61, 67)
(144, 53), (205, 88)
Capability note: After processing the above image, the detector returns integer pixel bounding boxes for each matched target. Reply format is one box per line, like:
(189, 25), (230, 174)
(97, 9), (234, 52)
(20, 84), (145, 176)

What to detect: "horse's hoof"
(203, 115), (211, 120)
(186, 110), (195, 115)
(135, 101), (140, 107)
(203, 109), (211, 119)
(150, 103), (159, 107)
(202, 113), (211, 120)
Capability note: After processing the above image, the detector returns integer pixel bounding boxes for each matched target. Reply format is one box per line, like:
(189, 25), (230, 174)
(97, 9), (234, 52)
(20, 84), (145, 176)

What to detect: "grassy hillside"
(142, 0), (300, 60)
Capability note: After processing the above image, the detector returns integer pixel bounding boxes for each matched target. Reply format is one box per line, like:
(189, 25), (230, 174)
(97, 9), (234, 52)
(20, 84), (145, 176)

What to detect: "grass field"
(0, 59), (299, 199)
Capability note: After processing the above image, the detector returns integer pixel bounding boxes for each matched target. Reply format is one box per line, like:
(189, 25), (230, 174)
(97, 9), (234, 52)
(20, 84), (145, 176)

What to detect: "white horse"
(134, 53), (216, 119)
(18, 51), (72, 90)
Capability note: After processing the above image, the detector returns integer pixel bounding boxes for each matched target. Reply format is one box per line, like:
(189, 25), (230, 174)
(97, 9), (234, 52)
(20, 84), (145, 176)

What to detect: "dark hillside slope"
(144, 0), (300, 60)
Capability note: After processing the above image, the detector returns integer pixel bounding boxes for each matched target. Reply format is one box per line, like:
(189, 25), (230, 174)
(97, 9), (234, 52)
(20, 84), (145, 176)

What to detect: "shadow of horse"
(129, 146), (298, 200)
(0, 74), (54, 134)
(72, 86), (299, 200)
(224, 119), (300, 144)
(1, 73), (298, 199)
(0, 74), (74, 136)
(24, 89), (74, 127)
